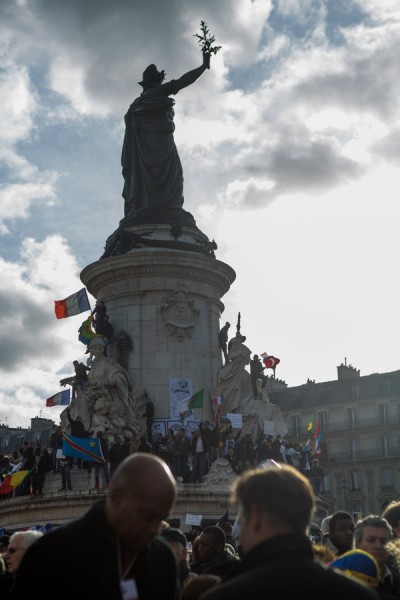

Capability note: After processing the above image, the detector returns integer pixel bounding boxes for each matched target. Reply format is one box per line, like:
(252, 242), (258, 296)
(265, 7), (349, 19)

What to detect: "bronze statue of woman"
(120, 52), (211, 226)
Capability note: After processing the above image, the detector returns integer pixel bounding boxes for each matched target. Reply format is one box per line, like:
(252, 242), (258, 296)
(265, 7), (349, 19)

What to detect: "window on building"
(350, 470), (360, 491)
(378, 404), (388, 426)
(381, 468), (393, 490)
(381, 436), (389, 458)
(349, 438), (357, 460)
(352, 505), (363, 522)
(382, 378), (392, 396)
(290, 415), (300, 437)
(348, 407), (357, 430)
(317, 411), (328, 433)
(352, 384), (360, 400)
(321, 473), (330, 494)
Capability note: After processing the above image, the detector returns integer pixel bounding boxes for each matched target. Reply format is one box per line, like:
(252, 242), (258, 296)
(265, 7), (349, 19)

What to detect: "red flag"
(260, 352), (280, 370)
(0, 474), (13, 495)
(215, 405), (222, 427)
(313, 418), (321, 440)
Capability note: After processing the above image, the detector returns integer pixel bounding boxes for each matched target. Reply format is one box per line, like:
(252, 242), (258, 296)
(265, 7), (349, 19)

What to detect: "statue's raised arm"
(120, 22), (220, 228)
(161, 51), (210, 96)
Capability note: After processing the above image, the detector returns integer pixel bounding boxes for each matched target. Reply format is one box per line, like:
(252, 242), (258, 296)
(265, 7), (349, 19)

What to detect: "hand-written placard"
(226, 413), (242, 429)
(185, 514), (203, 526)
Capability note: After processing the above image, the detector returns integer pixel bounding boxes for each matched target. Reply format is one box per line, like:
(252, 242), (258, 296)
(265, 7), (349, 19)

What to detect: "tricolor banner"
(54, 288), (91, 319)
(46, 390), (70, 407)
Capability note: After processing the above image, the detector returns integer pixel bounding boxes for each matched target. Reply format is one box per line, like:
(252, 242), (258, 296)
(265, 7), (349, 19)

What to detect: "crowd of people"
(150, 423), (325, 493)
(0, 441), (52, 500)
(2, 455), (400, 599)
(0, 419), (326, 500)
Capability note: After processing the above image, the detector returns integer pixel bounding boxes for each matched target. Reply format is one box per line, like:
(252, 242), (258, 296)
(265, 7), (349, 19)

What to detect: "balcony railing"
(328, 446), (400, 463)
(317, 416), (400, 434)
(288, 416), (400, 438)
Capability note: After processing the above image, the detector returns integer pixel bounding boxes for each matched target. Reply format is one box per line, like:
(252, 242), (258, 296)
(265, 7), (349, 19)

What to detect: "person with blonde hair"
(202, 465), (379, 600)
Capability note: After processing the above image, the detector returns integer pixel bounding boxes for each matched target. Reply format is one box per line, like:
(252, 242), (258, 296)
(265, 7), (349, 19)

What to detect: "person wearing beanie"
(161, 527), (191, 584)
(330, 549), (380, 589)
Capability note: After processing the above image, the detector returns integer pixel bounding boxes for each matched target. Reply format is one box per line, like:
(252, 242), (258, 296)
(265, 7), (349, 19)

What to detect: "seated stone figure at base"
(60, 337), (145, 438)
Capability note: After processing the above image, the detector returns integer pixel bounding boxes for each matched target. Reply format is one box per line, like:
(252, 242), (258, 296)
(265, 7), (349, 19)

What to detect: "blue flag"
(216, 512), (230, 526)
(62, 432), (104, 464)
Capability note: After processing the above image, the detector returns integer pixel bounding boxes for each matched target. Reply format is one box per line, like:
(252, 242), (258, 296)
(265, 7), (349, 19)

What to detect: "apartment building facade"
(271, 363), (400, 520)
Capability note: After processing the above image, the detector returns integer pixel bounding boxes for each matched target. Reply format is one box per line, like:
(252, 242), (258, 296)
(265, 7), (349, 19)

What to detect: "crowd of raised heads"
(150, 424), (325, 492)
(1, 454), (399, 599)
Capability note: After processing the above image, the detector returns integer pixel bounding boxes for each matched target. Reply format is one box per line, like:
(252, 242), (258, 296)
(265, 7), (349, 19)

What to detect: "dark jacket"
(108, 441), (128, 474)
(116, 332), (133, 350)
(0, 571), (14, 600)
(202, 533), (379, 600)
(377, 566), (400, 599)
(143, 401), (155, 418)
(11, 501), (180, 600)
(22, 445), (35, 470)
(191, 549), (238, 578)
(67, 411), (89, 438)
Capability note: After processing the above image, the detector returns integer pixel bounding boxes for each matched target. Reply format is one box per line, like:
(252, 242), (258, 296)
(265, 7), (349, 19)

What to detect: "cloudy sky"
(1, 0), (399, 428)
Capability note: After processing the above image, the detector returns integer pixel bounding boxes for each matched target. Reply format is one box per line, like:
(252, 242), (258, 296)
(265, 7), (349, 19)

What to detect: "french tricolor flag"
(54, 288), (91, 319)
(213, 395), (224, 406)
(46, 390), (70, 407)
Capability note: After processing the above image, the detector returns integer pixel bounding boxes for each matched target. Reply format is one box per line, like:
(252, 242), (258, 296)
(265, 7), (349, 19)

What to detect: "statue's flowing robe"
(121, 81), (184, 220)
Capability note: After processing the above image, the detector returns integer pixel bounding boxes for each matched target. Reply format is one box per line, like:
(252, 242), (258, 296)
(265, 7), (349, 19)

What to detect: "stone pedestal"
(0, 461), (330, 534)
(81, 224), (236, 420)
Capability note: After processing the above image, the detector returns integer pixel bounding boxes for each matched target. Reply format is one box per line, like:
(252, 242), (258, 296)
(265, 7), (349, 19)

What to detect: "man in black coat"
(11, 454), (180, 600)
(202, 465), (379, 600)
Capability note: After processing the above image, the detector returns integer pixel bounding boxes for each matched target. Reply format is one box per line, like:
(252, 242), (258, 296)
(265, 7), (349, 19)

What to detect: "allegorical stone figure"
(60, 337), (145, 437)
(211, 333), (253, 415)
(120, 51), (211, 225)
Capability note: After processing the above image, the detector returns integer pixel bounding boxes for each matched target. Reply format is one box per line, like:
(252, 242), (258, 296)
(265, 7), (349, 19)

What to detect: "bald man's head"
(105, 453), (177, 551)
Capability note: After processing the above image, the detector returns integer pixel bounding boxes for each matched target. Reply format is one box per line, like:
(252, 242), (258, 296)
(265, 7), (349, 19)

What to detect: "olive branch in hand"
(194, 21), (222, 55)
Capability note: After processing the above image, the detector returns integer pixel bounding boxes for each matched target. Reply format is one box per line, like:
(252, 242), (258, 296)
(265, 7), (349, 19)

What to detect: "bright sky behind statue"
(0, 0), (399, 427)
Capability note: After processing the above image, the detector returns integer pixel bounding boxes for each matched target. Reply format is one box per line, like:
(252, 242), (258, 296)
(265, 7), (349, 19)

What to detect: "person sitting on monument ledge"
(91, 299), (107, 333)
(109, 328), (133, 370)
(96, 314), (114, 342)
(120, 50), (211, 225)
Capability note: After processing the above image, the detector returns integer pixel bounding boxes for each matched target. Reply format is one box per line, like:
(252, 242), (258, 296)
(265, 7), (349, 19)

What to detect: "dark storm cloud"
(0, 287), (65, 371)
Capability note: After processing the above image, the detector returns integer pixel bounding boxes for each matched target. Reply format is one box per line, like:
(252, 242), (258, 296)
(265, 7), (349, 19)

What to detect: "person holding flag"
(260, 352), (281, 376)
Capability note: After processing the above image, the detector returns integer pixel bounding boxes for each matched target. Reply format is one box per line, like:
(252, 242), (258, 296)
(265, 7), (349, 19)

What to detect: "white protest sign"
(226, 413), (242, 429)
(264, 420), (275, 435)
(185, 514), (203, 526)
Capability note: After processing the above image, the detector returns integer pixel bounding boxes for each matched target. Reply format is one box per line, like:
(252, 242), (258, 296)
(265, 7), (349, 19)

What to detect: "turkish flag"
(261, 353), (281, 370)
